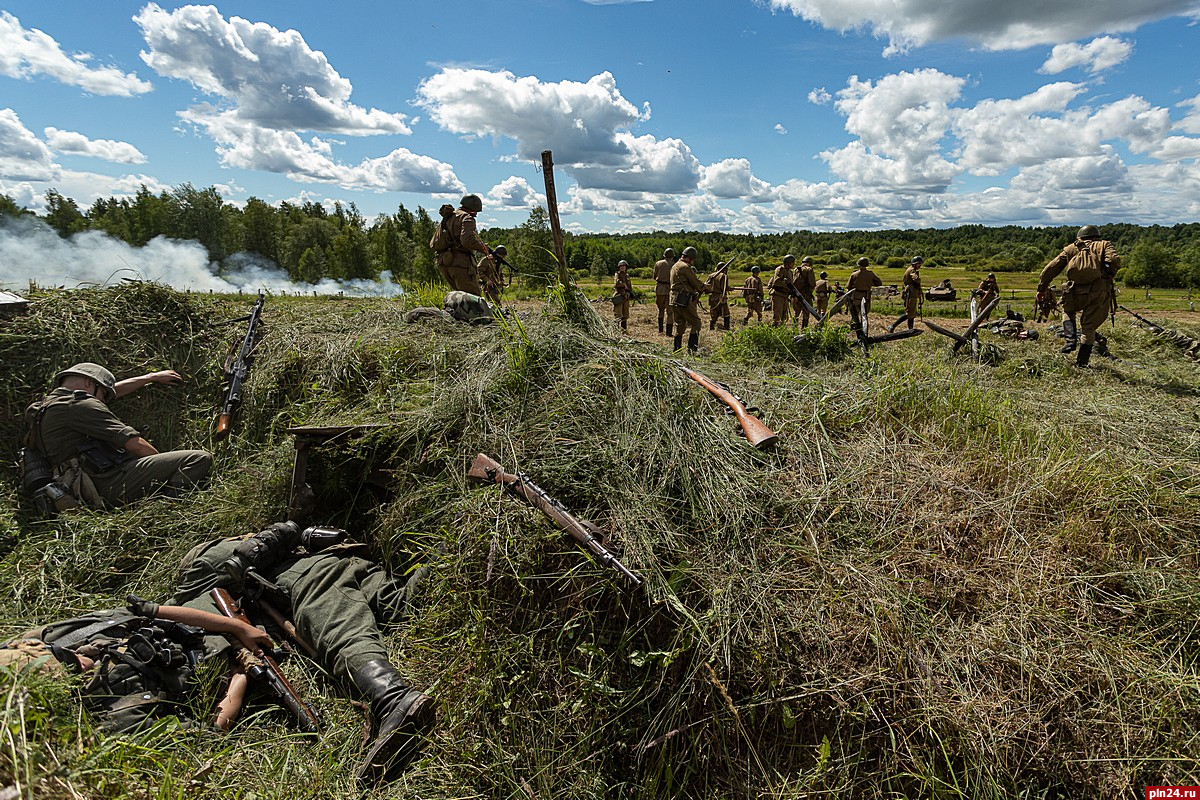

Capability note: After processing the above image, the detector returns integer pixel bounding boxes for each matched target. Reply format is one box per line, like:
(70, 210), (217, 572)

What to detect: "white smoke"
(0, 215), (403, 297)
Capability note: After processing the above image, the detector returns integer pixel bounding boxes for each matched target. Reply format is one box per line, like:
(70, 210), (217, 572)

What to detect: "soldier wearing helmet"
(900, 257), (924, 330)
(974, 272), (1000, 323)
(847, 257), (882, 327)
(1038, 224), (1120, 367)
(814, 271), (833, 315)
(792, 256), (818, 328)
(613, 260), (634, 331)
(742, 266), (765, 325)
(704, 261), (731, 332)
(670, 247), (706, 352)
(24, 363), (212, 508)
(431, 194), (488, 295)
(477, 243), (507, 305)
(768, 255), (798, 327)
(652, 247), (677, 336)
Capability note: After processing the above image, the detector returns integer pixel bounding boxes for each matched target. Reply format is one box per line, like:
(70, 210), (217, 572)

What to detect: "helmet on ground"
(783, 254), (796, 264)
(801, 256), (814, 264)
(911, 256), (924, 264)
(1077, 224), (1100, 240)
(681, 246), (698, 258)
(460, 194), (483, 212)
(856, 257), (869, 267)
(664, 247), (676, 258)
(493, 244), (507, 255)
(55, 363), (116, 400)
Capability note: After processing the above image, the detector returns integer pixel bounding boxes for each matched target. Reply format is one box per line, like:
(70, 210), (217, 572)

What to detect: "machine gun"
(468, 453), (642, 588)
(215, 292), (265, 440)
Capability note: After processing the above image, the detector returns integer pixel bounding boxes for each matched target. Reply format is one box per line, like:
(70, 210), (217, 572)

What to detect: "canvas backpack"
(1066, 239), (1109, 284)
(429, 204), (459, 254)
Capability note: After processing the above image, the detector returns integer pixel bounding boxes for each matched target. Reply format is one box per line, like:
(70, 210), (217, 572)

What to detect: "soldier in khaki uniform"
(901, 256), (923, 330)
(1038, 225), (1120, 367)
(25, 363), (212, 508)
(432, 194), (488, 295)
(653, 248), (676, 336)
(814, 271), (833, 314)
(670, 246), (706, 353)
(612, 260), (633, 331)
(792, 256), (818, 328)
(742, 266), (764, 325)
(768, 255), (797, 326)
(847, 257), (882, 327)
(974, 273), (999, 322)
(705, 262), (730, 331)
(477, 244), (506, 305)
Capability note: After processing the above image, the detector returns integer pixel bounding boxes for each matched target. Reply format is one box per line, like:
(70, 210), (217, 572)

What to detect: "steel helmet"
(1077, 224), (1100, 240)
(493, 244), (507, 255)
(783, 254), (796, 264)
(856, 257), (869, 267)
(801, 256), (814, 264)
(460, 194), (483, 212)
(681, 246), (698, 258)
(911, 256), (924, 264)
(55, 362), (116, 400)
(751, 266), (761, 273)
(664, 247), (676, 258)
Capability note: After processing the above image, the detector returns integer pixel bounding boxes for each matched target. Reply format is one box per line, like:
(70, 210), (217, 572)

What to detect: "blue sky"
(2, 0), (1200, 237)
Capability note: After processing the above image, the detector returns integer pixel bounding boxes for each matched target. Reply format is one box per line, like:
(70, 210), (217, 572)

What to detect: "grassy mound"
(1, 284), (1199, 799)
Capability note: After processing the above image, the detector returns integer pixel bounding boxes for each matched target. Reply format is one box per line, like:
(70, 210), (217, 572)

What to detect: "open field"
(2, 282), (1199, 799)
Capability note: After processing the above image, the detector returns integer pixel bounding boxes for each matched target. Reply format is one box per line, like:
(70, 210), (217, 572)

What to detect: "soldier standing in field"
(901, 256), (923, 330)
(768, 255), (798, 327)
(613, 260), (633, 332)
(847, 257), (882, 327)
(742, 266), (764, 325)
(477, 244), (506, 305)
(653, 248), (676, 336)
(974, 273), (999, 321)
(793, 256), (818, 328)
(705, 262), (731, 331)
(815, 271), (833, 315)
(431, 194), (488, 295)
(1038, 225), (1120, 367)
(670, 246), (706, 353)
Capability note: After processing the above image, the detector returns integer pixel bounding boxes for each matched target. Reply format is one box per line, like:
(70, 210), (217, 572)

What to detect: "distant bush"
(1122, 241), (1183, 288)
(885, 257), (907, 269)
(715, 322), (852, 364)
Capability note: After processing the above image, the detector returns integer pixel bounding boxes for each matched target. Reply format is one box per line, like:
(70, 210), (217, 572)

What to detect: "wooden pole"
(540, 150), (570, 288)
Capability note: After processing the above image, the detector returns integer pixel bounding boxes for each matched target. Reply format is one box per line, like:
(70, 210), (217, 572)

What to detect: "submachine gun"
(215, 292), (265, 440)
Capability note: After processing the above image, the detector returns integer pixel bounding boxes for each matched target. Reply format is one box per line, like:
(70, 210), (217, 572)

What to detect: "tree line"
(3, 187), (1199, 288)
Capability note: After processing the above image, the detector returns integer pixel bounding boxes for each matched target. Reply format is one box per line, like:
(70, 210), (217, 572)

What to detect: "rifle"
(1118, 305), (1165, 334)
(210, 587), (321, 734)
(673, 362), (779, 449)
(215, 292), (265, 440)
(467, 453), (643, 587)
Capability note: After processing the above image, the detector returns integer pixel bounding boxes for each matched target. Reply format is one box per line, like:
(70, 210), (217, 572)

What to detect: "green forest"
(3, 185), (1200, 289)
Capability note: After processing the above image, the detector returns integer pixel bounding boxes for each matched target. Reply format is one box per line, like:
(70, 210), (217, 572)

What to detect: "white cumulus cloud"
(0, 11), (152, 96)
(766, 0), (1199, 52)
(44, 128), (147, 164)
(0, 109), (55, 181)
(486, 176), (544, 209)
(1040, 36), (1133, 74)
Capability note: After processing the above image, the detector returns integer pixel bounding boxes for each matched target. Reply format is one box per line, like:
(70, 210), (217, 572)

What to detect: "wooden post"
(540, 150), (570, 288)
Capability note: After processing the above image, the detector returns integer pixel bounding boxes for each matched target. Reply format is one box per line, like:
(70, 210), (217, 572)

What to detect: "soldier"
(847, 257), (882, 327)
(705, 261), (731, 331)
(170, 522), (436, 784)
(793, 256), (818, 328)
(670, 246), (706, 353)
(653, 248), (677, 336)
(901, 256), (923, 330)
(1038, 225), (1120, 367)
(477, 244), (506, 305)
(431, 194), (487, 295)
(24, 363), (212, 508)
(742, 266), (765, 325)
(612, 260), (633, 331)
(815, 271), (833, 315)
(974, 272), (999, 321)
(832, 279), (846, 314)
(768, 255), (797, 327)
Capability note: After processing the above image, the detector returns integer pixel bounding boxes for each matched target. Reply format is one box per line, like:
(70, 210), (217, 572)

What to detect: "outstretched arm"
(113, 370), (184, 399)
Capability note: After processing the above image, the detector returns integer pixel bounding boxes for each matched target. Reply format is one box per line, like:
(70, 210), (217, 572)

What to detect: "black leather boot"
(620, 318), (627, 331)
(1076, 343), (1093, 368)
(1060, 318), (1077, 353)
(687, 332), (699, 353)
(709, 318), (716, 331)
(352, 660), (436, 784)
(723, 316), (730, 331)
(657, 317), (663, 333)
(672, 333), (683, 351)
(665, 323), (673, 338)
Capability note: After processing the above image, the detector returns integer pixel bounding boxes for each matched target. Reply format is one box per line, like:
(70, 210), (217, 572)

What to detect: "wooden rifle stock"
(210, 587), (321, 734)
(467, 453), (642, 587)
(674, 363), (778, 450)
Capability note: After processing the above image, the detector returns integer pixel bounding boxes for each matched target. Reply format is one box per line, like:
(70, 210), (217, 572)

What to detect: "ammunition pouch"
(672, 291), (693, 308)
(76, 438), (134, 477)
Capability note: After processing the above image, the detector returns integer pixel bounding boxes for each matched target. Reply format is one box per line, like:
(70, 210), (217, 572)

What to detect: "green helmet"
(751, 266), (761, 273)
(801, 256), (814, 264)
(783, 254), (796, 264)
(55, 362), (116, 400)
(819, 271), (828, 279)
(1077, 224), (1099, 240)
(681, 246), (698, 259)
(664, 247), (676, 259)
(460, 194), (483, 213)
(856, 257), (869, 267)
(493, 244), (507, 255)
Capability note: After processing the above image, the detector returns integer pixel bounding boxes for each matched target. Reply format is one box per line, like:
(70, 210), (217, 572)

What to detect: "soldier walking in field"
(613, 260), (633, 332)
(742, 266), (764, 325)
(901, 256), (923, 330)
(1038, 225), (1120, 367)
(670, 246), (706, 353)
(430, 194), (488, 295)
(653, 248), (676, 336)
(815, 271), (833, 315)
(768, 255), (798, 327)
(705, 261), (731, 331)
(847, 257), (882, 327)
(793, 256), (818, 328)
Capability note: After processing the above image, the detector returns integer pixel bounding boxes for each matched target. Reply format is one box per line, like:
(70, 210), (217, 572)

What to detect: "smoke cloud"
(0, 215), (402, 297)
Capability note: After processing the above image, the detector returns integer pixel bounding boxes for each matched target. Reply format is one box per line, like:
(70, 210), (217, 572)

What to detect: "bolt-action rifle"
(215, 292), (265, 440)
(673, 361), (779, 449)
(468, 453), (642, 588)
(1118, 305), (1165, 334)
(210, 586), (321, 734)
